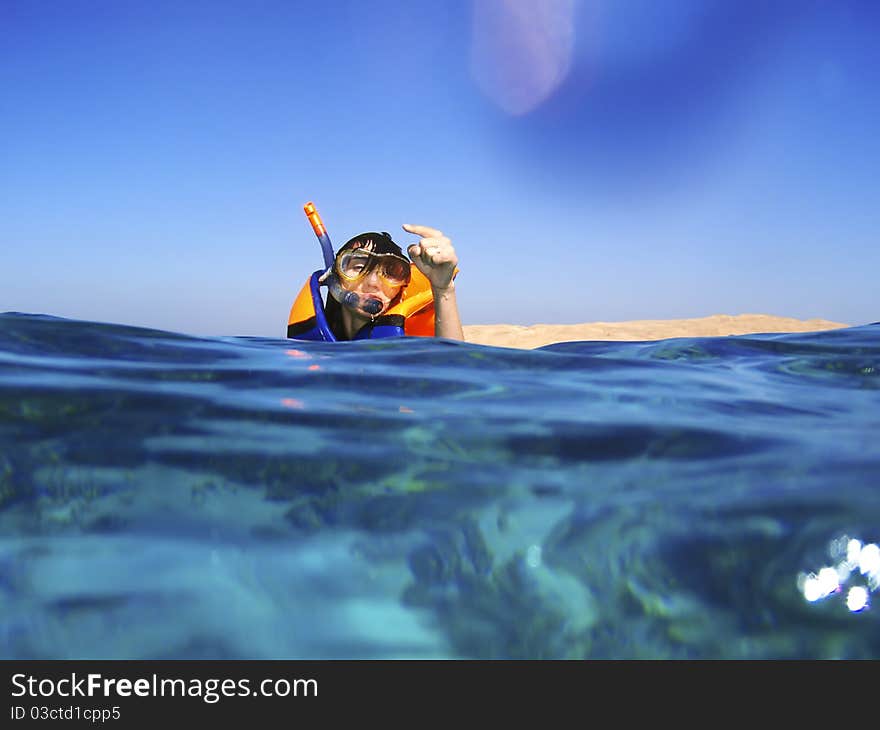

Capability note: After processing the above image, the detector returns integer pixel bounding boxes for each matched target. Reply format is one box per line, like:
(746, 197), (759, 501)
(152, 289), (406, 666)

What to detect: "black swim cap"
(338, 232), (405, 258)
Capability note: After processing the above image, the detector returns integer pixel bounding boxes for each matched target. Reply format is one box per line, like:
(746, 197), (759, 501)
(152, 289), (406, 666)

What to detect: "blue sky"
(2, 0), (878, 336)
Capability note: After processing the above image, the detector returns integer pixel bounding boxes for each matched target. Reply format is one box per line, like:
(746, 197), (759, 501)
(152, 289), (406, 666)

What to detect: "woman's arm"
(402, 223), (465, 341)
(431, 282), (464, 341)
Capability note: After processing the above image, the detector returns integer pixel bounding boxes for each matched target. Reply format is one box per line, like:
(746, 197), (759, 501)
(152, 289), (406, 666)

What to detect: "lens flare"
(800, 535), (879, 614)
(802, 575), (824, 603)
(858, 543), (880, 579)
(847, 538), (863, 565)
(470, 0), (577, 115)
(846, 586), (869, 613)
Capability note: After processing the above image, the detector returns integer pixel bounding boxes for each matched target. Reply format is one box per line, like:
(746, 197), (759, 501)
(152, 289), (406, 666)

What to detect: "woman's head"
(330, 232), (411, 317)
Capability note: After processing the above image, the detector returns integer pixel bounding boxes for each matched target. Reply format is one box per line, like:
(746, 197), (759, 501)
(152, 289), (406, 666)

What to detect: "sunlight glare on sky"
(470, 0), (577, 116)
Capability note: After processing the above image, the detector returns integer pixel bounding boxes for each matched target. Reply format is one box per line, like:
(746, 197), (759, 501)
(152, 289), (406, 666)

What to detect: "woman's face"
(340, 269), (403, 317)
(335, 242), (409, 317)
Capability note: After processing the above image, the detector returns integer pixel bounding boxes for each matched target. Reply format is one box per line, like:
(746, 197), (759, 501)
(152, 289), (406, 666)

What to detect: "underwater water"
(1, 312), (879, 659)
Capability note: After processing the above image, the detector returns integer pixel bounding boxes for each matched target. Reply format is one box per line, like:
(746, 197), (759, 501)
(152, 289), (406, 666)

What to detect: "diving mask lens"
(378, 256), (410, 285)
(337, 252), (372, 280)
(336, 251), (411, 286)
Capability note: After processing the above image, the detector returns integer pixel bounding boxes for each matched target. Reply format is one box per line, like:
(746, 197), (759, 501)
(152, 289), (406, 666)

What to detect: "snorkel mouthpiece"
(361, 298), (384, 315)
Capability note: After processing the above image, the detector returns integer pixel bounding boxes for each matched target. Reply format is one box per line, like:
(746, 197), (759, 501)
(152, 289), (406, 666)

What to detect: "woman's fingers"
(403, 225), (447, 261)
(408, 236), (455, 266)
(403, 225), (457, 289)
(402, 223), (444, 239)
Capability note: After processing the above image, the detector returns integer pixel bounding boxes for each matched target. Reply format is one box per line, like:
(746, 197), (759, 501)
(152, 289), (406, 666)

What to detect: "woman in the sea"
(322, 224), (464, 341)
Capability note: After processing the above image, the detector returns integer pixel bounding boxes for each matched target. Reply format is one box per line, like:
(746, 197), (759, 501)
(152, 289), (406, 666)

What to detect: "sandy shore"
(463, 314), (851, 349)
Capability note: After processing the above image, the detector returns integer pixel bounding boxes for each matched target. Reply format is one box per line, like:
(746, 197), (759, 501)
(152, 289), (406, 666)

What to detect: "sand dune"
(463, 314), (851, 349)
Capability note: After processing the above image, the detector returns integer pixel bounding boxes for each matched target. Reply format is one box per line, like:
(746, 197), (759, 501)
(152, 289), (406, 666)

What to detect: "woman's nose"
(363, 269), (382, 285)
(359, 270), (382, 292)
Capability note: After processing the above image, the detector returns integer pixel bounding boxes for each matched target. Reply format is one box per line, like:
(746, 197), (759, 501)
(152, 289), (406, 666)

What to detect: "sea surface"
(1, 312), (879, 659)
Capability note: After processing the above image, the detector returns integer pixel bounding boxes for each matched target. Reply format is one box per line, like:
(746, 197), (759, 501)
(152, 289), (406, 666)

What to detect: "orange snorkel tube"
(303, 202), (336, 271)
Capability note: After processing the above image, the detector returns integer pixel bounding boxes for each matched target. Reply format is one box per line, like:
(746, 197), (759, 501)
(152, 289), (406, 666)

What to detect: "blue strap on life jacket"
(353, 323), (405, 340)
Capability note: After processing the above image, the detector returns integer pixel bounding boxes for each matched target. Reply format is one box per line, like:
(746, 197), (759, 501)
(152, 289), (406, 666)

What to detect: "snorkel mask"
(321, 233), (411, 317)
